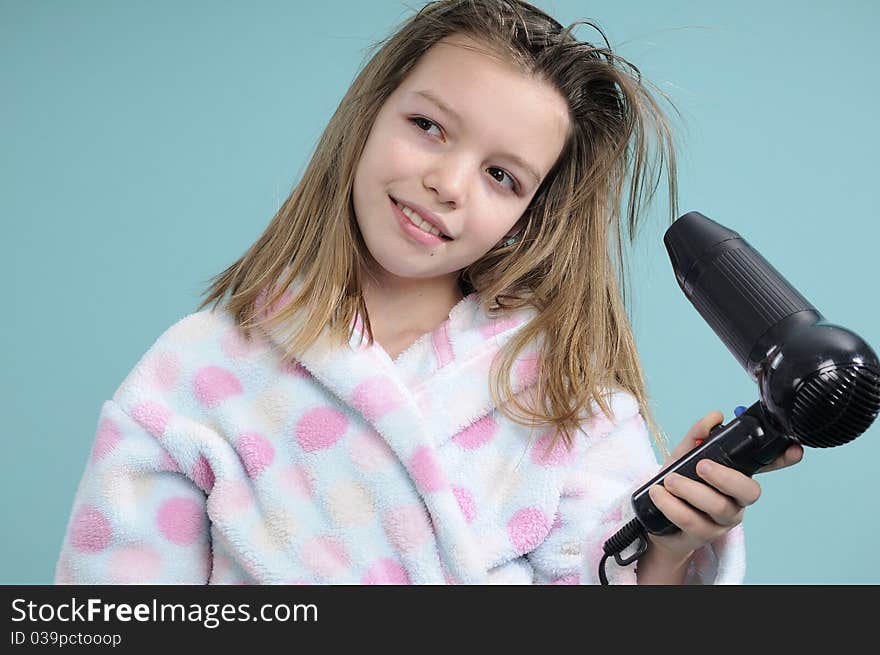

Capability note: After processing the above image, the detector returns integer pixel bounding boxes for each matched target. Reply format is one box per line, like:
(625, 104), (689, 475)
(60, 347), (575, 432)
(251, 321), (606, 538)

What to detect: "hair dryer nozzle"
(664, 211), (819, 374)
(664, 211), (741, 291)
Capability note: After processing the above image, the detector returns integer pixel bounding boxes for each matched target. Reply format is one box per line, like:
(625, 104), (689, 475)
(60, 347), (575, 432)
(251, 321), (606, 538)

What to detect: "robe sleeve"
(54, 399), (211, 584)
(525, 391), (746, 585)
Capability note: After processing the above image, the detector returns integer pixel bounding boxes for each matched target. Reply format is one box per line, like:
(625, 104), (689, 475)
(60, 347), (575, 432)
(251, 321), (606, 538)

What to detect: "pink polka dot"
(149, 351), (180, 390)
(362, 558), (411, 585)
(409, 446), (447, 493)
(156, 497), (205, 545)
(235, 432), (275, 478)
(69, 505), (112, 552)
(109, 545), (162, 583)
(383, 504), (433, 552)
(452, 415), (498, 450)
(295, 407), (348, 452)
(300, 536), (349, 579)
(515, 353), (540, 388)
(348, 431), (395, 470)
(91, 417), (121, 461)
(193, 366), (243, 408)
(552, 574), (580, 585)
(130, 401), (171, 438)
(192, 455), (215, 493)
(351, 377), (404, 421)
(530, 431), (574, 467)
(452, 486), (476, 523)
(507, 507), (550, 554)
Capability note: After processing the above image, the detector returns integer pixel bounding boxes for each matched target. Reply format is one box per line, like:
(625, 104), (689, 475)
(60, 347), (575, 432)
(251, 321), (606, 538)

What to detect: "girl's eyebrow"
(413, 89), (542, 187)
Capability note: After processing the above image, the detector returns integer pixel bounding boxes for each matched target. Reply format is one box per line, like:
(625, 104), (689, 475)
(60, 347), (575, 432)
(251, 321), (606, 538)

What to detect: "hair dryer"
(599, 211), (880, 583)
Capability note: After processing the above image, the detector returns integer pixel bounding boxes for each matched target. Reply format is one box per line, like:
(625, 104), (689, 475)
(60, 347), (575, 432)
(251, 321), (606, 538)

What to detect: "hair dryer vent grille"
(792, 364), (880, 447)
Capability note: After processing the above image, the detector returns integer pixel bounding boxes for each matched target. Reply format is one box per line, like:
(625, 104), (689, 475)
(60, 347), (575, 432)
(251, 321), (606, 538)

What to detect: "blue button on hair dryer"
(599, 211), (880, 583)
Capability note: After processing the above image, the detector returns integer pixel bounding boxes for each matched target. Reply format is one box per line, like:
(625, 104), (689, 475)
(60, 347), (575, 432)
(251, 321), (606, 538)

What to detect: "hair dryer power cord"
(599, 519), (648, 585)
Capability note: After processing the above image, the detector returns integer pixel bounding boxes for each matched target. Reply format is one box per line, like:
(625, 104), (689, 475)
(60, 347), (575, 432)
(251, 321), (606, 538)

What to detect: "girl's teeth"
(397, 202), (443, 237)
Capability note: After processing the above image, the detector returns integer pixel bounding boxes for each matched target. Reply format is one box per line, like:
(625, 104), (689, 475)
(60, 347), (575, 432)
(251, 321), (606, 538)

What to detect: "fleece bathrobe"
(55, 287), (745, 584)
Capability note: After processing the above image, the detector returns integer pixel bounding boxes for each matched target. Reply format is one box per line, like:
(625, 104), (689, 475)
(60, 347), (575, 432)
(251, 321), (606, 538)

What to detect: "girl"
(55, 0), (802, 585)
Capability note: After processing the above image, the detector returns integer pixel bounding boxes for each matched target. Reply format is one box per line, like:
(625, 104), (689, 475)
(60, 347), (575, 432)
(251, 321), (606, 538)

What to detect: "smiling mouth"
(390, 196), (452, 240)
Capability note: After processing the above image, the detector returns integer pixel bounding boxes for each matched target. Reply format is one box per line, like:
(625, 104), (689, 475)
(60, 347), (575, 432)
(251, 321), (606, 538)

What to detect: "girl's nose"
(423, 154), (469, 207)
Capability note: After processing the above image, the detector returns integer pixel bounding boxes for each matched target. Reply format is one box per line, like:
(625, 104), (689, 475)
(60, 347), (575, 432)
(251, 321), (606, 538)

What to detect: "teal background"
(2, 0), (877, 584)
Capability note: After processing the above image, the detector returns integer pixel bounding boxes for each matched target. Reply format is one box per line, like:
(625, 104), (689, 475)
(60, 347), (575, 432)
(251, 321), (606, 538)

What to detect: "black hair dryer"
(600, 211), (880, 582)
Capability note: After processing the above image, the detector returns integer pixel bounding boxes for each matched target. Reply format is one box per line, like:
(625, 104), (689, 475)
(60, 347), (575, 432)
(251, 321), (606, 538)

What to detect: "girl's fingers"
(756, 443), (805, 474)
(647, 485), (722, 542)
(694, 459), (761, 507)
(661, 471), (745, 527)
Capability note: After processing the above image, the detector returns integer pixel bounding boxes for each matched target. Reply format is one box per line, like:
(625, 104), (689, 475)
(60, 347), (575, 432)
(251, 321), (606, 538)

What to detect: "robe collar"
(259, 275), (542, 582)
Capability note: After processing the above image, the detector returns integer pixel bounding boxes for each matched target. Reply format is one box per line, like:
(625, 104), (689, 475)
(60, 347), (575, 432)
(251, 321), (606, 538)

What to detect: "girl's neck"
(361, 270), (465, 353)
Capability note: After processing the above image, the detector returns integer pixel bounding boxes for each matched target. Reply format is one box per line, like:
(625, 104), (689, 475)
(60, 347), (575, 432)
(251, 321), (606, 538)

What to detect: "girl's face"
(352, 34), (570, 290)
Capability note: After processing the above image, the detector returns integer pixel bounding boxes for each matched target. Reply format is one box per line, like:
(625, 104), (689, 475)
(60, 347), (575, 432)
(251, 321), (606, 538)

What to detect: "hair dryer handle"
(631, 401), (795, 535)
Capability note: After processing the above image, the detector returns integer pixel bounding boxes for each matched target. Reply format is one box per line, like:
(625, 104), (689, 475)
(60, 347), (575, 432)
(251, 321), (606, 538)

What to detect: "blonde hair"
(198, 0), (680, 456)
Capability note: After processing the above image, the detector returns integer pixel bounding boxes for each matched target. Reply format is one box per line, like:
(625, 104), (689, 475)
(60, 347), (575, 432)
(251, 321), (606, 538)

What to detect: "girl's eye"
(410, 116), (442, 137)
(486, 167), (518, 192)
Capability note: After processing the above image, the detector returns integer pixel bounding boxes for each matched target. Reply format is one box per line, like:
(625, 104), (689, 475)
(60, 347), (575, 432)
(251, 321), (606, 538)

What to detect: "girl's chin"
(366, 252), (462, 280)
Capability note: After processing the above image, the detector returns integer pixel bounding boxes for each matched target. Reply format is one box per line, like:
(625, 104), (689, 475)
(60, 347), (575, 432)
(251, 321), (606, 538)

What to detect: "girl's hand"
(645, 410), (804, 565)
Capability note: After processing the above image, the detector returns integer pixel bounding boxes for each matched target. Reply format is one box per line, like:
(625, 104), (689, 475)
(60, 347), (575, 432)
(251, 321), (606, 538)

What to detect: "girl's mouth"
(389, 196), (453, 245)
